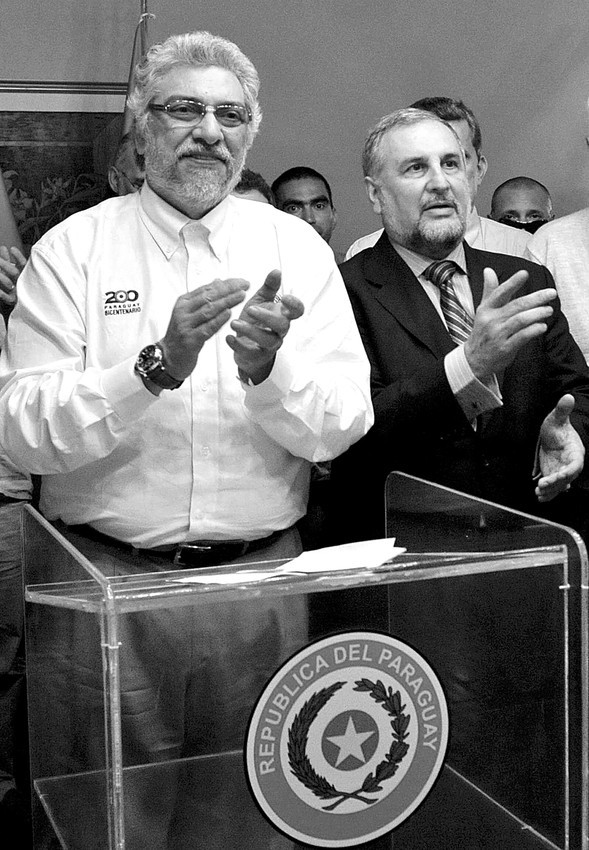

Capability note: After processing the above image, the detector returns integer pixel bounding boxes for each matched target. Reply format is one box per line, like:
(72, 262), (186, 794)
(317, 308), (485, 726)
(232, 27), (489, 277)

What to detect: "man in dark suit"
(332, 107), (589, 542)
(329, 109), (589, 843)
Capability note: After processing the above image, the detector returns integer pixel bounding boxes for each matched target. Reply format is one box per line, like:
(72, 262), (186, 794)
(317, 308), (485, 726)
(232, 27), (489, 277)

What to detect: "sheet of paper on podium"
(174, 539), (406, 584)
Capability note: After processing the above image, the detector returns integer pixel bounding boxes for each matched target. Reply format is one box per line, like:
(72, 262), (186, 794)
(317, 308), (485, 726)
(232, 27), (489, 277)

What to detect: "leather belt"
(68, 524), (285, 569)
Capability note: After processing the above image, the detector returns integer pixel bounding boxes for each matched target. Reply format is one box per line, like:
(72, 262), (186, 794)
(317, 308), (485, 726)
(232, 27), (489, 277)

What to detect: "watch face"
(136, 344), (162, 376)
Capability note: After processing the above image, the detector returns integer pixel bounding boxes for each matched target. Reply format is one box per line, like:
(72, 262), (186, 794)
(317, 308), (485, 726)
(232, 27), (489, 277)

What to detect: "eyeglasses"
(149, 98), (251, 128)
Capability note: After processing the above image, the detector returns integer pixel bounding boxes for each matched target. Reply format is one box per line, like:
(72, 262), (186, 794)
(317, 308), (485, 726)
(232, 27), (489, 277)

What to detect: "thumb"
(260, 269), (282, 298)
(551, 393), (575, 426)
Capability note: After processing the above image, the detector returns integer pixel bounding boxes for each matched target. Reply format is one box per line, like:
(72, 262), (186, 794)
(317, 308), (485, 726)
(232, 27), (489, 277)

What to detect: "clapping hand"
(226, 269), (304, 385)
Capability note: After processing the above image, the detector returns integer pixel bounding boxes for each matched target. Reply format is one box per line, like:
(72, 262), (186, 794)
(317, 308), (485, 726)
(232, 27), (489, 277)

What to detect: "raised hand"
(464, 267), (556, 382)
(226, 269), (304, 385)
(536, 393), (585, 502)
(160, 278), (249, 380)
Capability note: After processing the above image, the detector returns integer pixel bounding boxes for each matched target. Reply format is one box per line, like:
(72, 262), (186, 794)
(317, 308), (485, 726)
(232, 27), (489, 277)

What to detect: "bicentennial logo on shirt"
(104, 289), (142, 316)
(245, 631), (449, 847)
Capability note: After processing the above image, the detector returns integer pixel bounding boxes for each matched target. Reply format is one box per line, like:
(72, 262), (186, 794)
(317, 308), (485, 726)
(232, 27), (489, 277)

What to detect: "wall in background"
(2, 0), (589, 256)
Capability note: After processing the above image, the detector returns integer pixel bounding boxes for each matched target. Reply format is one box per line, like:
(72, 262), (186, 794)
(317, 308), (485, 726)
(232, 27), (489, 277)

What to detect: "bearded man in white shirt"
(0, 31), (372, 849)
(345, 96), (531, 261)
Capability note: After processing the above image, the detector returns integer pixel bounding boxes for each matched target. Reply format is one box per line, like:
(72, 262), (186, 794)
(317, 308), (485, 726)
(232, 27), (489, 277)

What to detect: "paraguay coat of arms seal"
(245, 631), (449, 847)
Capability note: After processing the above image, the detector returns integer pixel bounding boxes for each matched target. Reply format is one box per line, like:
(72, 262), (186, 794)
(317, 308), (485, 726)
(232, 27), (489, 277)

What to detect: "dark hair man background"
(346, 96), (531, 261)
(232, 166), (274, 203)
(489, 176), (554, 233)
(272, 166), (341, 258)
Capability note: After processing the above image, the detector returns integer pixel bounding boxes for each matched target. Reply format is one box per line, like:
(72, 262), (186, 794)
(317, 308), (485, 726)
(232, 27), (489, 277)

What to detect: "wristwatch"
(134, 343), (184, 390)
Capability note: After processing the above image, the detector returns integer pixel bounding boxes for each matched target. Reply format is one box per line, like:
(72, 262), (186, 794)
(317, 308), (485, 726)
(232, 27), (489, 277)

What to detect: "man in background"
(232, 166), (274, 203)
(346, 96), (531, 260)
(489, 175), (554, 233)
(107, 130), (145, 196)
(272, 166), (343, 260)
(526, 178), (589, 361)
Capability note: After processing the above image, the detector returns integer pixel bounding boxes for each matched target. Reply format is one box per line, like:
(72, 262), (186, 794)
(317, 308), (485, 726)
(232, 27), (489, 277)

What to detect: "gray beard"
(404, 218), (465, 258)
(144, 139), (246, 216)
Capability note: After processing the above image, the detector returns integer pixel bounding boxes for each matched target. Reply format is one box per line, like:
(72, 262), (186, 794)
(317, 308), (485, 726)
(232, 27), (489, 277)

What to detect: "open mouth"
(422, 201), (457, 214)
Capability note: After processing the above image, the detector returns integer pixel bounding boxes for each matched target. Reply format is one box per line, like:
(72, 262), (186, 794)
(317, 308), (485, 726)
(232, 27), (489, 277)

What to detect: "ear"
(107, 166), (119, 195)
(365, 176), (382, 215)
(475, 154), (488, 188)
(135, 125), (147, 157)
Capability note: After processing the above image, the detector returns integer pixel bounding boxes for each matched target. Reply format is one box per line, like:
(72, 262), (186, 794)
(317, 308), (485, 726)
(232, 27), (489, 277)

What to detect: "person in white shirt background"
(524, 102), (589, 364)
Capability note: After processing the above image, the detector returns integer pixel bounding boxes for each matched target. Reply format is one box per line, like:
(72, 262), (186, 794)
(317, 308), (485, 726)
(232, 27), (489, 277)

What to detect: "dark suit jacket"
(331, 233), (589, 541)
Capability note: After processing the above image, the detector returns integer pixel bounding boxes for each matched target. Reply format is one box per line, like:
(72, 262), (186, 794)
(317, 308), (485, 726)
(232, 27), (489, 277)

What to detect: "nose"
(302, 205), (316, 224)
(191, 111), (224, 145)
(427, 164), (451, 192)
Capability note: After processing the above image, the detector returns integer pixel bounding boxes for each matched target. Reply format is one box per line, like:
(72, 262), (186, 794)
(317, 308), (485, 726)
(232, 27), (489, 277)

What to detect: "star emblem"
(326, 715), (375, 767)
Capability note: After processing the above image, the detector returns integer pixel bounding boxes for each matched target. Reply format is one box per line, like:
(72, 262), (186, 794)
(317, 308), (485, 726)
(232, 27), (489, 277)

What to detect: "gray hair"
(362, 107), (462, 178)
(127, 31), (262, 146)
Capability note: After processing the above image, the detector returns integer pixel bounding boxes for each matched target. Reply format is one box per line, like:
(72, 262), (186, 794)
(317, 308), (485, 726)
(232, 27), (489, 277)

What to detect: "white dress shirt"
(344, 207), (531, 261)
(526, 208), (589, 363)
(0, 186), (372, 546)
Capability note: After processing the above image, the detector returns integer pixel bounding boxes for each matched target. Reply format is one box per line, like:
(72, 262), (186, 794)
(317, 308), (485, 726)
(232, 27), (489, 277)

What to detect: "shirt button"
(201, 446), (210, 457)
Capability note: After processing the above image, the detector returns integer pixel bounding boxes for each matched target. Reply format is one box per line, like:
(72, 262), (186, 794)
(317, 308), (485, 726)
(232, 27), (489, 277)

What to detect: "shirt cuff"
(100, 355), (159, 422)
(240, 352), (296, 404)
(444, 345), (502, 422)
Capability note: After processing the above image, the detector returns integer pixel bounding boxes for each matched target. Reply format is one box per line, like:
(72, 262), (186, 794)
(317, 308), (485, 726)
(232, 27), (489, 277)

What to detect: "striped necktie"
(424, 260), (474, 345)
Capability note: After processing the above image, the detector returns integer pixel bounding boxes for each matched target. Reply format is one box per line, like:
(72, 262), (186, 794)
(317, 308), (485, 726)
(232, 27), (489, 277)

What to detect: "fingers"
(481, 267), (500, 302)
(8, 247), (25, 272)
(0, 258), (20, 304)
(280, 294), (305, 321)
(177, 279), (249, 330)
(482, 268), (529, 307)
(187, 278), (249, 309)
(535, 468), (578, 502)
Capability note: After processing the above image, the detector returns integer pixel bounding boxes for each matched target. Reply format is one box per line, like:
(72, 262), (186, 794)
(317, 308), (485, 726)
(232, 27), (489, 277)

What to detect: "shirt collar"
(392, 240), (467, 280)
(465, 205), (481, 245)
(137, 181), (235, 261)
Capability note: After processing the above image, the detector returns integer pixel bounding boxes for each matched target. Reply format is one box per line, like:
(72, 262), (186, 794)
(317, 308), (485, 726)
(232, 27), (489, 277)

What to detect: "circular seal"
(245, 631), (449, 847)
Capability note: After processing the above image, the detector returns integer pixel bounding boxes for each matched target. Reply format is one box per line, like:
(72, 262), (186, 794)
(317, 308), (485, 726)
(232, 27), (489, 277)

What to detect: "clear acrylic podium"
(24, 472), (588, 849)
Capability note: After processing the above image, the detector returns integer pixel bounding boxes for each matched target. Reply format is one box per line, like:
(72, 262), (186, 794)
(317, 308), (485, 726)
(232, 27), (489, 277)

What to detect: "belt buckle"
(174, 541), (248, 568)
(174, 543), (212, 568)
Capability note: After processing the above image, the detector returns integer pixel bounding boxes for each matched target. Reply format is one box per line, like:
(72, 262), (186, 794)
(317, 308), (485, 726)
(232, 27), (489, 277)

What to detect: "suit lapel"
(362, 234), (456, 358)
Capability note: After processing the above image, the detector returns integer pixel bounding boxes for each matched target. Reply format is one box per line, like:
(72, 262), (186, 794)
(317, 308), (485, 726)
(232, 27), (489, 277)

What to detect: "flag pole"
(122, 1), (155, 135)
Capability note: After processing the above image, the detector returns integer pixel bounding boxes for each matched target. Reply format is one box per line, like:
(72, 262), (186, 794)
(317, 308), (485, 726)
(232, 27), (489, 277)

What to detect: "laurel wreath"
(287, 678), (410, 811)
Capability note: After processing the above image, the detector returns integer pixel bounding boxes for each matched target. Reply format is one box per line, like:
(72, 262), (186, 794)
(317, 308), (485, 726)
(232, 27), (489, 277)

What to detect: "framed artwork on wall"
(0, 81), (126, 249)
